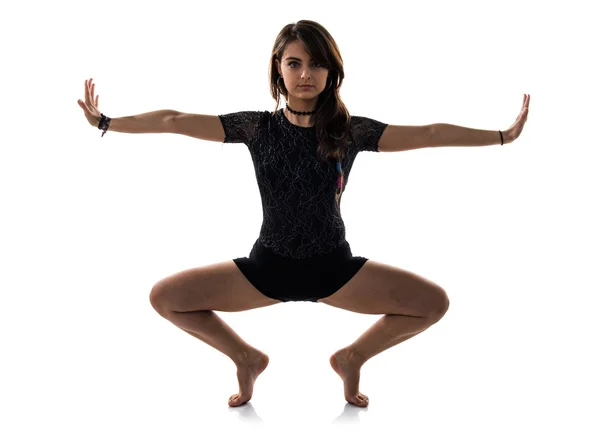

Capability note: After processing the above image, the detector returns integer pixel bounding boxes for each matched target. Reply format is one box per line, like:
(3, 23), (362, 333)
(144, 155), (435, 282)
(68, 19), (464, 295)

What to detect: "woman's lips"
(299, 85), (313, 89)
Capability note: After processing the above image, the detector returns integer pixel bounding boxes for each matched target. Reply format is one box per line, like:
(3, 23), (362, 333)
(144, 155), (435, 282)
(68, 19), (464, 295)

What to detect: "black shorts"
(233, 238), (369, 302)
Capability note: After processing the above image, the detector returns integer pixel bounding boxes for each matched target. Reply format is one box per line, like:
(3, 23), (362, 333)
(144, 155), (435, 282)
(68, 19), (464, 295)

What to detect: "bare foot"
(330, 348), (369, 407)
(228, 349), (270, 407)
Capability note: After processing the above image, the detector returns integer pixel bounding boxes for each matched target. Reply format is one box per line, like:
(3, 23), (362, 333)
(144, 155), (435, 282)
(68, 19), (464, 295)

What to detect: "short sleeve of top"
(218, 110), (267, 144)
(350, 115), (389, 152)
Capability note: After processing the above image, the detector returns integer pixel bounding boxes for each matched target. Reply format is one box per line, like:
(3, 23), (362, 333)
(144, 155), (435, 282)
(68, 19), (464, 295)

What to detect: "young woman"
(78, 20), (530, 409)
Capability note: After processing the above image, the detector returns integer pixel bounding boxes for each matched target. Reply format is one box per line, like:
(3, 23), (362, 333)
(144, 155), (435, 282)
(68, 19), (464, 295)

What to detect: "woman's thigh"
(317, 259), (449, 318)
(149, 260), (283, 314)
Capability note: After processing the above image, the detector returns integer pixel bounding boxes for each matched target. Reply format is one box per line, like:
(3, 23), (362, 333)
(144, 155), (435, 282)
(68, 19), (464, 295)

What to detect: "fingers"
(84, 78), (97, 106)
(79, 78), (100, 115)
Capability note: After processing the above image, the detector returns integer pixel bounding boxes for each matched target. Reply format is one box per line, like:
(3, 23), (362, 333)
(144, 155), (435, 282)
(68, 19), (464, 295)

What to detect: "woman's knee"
(149, 283), (169, 314)
(427, 290), (450, 323)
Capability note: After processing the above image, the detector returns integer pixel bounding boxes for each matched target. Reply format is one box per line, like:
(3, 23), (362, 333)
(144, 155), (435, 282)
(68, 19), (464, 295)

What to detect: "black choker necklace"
(285, 102), (317, 116)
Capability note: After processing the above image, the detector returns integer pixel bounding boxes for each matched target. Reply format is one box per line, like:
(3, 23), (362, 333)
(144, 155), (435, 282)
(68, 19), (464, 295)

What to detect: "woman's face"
(276, 40), (330, 101)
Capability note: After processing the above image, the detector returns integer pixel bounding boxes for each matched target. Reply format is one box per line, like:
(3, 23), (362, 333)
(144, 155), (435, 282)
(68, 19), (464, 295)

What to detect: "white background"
(2, 0), (598, 429)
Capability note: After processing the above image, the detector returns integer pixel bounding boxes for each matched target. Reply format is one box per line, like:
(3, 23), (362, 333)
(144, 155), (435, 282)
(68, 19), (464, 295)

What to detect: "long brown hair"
(268, 20), (352, 163)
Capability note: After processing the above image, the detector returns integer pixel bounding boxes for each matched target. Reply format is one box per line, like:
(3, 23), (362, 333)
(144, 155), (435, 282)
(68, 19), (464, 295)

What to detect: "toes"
(347, 395), (369, 406)
(229, 394), (250, 407)
(357, 394), (369, 405)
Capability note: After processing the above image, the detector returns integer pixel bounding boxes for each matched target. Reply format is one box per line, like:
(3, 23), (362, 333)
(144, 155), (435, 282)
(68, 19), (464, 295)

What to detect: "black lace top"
(218, 108), (388, 259)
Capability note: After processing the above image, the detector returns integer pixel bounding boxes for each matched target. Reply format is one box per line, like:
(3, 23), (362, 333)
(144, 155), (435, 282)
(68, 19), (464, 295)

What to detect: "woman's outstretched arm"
(428, 94), (531, 148)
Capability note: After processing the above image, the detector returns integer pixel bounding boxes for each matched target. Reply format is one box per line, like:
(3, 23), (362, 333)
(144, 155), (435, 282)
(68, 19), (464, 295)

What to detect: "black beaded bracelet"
(98, 113), (111, 137)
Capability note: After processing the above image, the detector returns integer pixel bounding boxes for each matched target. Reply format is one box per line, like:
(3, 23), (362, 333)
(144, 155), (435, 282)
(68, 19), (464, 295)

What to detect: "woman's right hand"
(77, 78), (102, 128)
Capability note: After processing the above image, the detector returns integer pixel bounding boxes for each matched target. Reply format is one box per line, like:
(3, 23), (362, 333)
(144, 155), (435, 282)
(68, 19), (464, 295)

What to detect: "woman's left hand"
(504, 94), (530, 144)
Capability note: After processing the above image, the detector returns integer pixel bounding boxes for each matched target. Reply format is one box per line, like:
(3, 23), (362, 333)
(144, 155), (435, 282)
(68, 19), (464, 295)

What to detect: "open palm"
(505, 94), (530, 143)
(77, 78), (101, 127)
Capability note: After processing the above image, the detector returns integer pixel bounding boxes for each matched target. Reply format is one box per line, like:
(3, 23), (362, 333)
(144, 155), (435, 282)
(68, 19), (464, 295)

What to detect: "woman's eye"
(289, 62), (321, 68)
